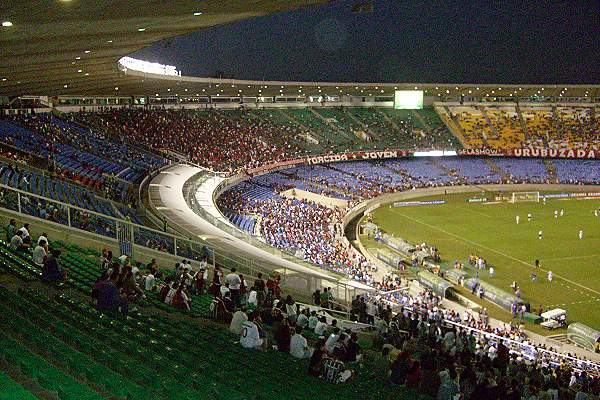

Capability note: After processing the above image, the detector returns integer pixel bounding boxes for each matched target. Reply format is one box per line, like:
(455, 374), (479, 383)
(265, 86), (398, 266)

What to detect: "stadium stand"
(446, 104), (600, 151)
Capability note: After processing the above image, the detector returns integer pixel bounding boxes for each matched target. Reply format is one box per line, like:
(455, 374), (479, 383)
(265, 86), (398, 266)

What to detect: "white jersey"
(515, 216), (520, 224)
(579, 230), (584, 239)
(240, 321), (262, 349)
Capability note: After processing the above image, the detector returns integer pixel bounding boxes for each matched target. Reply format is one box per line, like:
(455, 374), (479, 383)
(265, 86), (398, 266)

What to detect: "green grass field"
(364, 192), (600, 332)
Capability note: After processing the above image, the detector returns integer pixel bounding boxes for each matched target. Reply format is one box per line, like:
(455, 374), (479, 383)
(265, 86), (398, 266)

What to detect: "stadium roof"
(1, 1), (599, 99)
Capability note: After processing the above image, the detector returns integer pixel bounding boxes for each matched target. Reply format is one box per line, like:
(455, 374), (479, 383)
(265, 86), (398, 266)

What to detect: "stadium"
(0, 0), (599, 399)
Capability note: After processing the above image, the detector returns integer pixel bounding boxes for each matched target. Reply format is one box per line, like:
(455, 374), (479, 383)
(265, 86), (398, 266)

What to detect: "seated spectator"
(97, 271), (128, 315)
(308, 311), (319, 330)
(17, 223), (30, 244)
(37, 232), (48, 246)
(240, 314), (267, 351)
(171, 283), (191, 311)
(229, 306), (248, 335)
(389, 351), (411, 386)
(273, 317), (291, 353)
(9, 231), (28, 251)
(314, 316), (328, 336)
(290, 326), (312, 359)
(325, 328), (341, 354)
(143, 270), (156, 291)
(308, 339), (327, 377)
(344, 332), (361, 363)
(296, 308), (309, 328)
(41, 249), (66, 283)
(5, 218), (16, 242)
(32, 239), (47, 267)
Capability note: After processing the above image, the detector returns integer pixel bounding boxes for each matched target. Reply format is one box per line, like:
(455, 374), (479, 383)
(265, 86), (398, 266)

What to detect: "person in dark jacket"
(41, 249), (66, 283)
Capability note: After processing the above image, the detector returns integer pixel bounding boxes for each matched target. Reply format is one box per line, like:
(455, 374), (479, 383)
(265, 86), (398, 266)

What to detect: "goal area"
(510, 191), (540, 203)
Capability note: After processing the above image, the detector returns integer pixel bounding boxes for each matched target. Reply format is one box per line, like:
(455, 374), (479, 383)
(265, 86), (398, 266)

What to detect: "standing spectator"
(210, 265), (223, 296)
(284, 295), (297, 324)
(225, 268), (241, 307)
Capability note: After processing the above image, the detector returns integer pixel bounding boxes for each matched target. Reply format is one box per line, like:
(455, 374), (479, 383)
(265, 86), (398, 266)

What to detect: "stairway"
(514, 104), (531, 141)
(343, 109), (377, 140)
(411, 110), (432, 131)
(484, 159), (509, 181)
(376, 109), (400, 131)
(437, 106), (470, 147)
(309, 108), (353, 140)
(278, 109), (325, 143)
(480, 107), (499, 140)
(543, 159), (558, 183)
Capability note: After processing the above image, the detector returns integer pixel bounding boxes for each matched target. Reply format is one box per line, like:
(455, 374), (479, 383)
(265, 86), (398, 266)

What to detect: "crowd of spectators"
(69, 108), (310, 173)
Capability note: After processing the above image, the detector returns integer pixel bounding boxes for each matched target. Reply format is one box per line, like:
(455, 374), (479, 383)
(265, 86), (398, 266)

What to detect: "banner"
(458, 147), (600, 159)
(247, 149), (414, 176)
(393, 200), (445, 207)
(305, 149), (411, 165)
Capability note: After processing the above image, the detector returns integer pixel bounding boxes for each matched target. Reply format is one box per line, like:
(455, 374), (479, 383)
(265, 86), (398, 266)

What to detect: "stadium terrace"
(0, 1), (599, 400)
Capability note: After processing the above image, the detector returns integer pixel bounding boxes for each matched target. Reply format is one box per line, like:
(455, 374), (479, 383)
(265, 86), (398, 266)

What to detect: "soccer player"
(554, 210), (558, 218)
(542, 197), (547, 205)
(534, 259), (540, 269)
(531, 272), (537, 282)
(560, 208), (564, 217)
(594, 210), (598, 217)
(579, 230), (584, 240)
(547, 270), (553, 282)
(515, 215), (520, 224)
(489, 267), (494, 277)
(528, 213), (532, 222)
(538, 230), (543, 240)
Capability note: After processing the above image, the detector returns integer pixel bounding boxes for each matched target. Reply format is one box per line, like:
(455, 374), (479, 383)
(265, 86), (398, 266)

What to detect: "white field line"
(390, 209), (600, 297)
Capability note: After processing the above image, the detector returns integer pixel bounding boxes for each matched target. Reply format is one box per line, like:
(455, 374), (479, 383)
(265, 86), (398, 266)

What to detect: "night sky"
(133, 0), (600, 84)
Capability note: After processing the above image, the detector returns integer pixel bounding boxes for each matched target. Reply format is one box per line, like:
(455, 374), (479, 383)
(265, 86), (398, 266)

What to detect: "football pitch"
(366, 192), (600, 332)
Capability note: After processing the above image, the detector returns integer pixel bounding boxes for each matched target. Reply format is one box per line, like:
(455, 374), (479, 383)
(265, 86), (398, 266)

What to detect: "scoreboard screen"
(394, 90), (423, 109)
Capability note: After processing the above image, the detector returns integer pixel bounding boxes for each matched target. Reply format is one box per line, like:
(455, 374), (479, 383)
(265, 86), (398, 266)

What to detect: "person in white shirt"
(9, 231), (26, 251)
(230, 307), (248, 335)
(32, 239), (47, 267)
(240, 317), (265, 350)
(225, 268), (241, 307)
(144, 273), (156, 291)
(37, 233), (48, 246)
(164, 283), (177, 305)
(290, 327), (312, 359)
(118, 254), (130, 266)
(325, 327), (341, 354)
(314, 316), (328, 336)
(515, 215), (520, 224)
(579, 230), (584, 240)
(308, 311), (319, 330)
(296, 309), (309, 328)
(18, 223), (30, 239)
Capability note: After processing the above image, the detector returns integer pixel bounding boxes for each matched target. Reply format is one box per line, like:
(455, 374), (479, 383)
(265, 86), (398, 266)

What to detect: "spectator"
(229, 306), (248, 335)
(5, 218), (16, 242)
(9, 231), (28, 251)
(308, 339), (327, 377)
(284, 295), (297, 324)
(32, 239), (47, 267)
(97, 271), (129, 315)
(240, 314), (267, 351)
(225, 268), (241, 307)
(171, 283), (191, 311)
(314, 316), (328, 336)
(290, 326), (312, 359)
